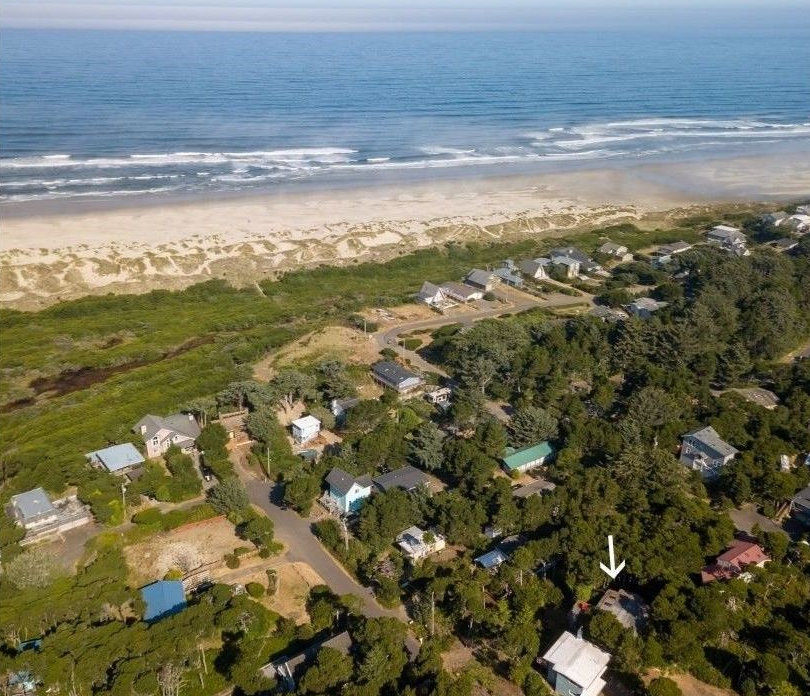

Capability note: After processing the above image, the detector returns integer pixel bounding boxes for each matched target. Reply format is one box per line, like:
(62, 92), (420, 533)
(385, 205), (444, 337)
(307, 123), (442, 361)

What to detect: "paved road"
(235, 462), (421, 654)
(374, 285), (589, 377)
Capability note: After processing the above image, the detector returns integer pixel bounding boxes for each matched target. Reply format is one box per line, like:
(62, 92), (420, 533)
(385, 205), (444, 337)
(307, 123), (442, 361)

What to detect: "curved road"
(374, 284), (591, 372)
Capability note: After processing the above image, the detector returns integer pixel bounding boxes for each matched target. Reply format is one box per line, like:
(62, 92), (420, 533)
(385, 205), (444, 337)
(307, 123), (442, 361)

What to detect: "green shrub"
(246, 582), (265, 598)
(401, 338), (421, 351)
(131, 507), (162, 526)
(224, 553), (240, 569)
(163, 568), (183, 581)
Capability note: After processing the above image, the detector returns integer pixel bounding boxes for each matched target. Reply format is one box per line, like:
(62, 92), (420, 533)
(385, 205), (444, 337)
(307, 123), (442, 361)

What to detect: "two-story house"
(540, 630), (611, 696)
(325, 467), (373, 515)
(134, 413), (201, 459)
(679, 426), (738, 479)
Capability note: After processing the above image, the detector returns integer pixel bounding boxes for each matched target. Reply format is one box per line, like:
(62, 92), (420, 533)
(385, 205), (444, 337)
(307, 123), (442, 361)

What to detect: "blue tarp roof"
(141, 580), (186, 622)
(86, 443), (145, 472)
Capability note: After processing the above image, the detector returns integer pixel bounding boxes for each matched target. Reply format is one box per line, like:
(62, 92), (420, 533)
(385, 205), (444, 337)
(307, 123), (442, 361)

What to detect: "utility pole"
(266, 446), (271, 480)
(430, 591), (435, 637)
(341, 517), (349, 553)
(121, 481), (127, 521)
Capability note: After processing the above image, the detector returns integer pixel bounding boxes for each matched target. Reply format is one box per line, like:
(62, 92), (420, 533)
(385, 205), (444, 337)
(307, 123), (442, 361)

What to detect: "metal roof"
(502, 442), (553, 470)
(475, 548), (508, 569)
(11, 487), (55, 522)
(292, 415), (320, 430)
(86, 443), (145, 472)
(512, 477), (557, 498)
(141, 580), (186, 622)
(371, 361), (421, 388)
(542, 631), (610, 689)
(372, 465), (430, 492)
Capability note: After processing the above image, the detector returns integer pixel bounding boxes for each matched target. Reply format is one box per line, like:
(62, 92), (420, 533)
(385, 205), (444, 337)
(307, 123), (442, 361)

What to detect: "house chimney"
(140, 425), (147, 435)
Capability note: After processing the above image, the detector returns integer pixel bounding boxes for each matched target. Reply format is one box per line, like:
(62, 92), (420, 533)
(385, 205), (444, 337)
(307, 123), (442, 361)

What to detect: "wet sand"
(1, 152), (807, 310)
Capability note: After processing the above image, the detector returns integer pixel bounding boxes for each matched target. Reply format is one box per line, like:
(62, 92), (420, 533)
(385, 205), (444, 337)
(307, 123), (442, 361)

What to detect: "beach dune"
(1, 153), (808, 310)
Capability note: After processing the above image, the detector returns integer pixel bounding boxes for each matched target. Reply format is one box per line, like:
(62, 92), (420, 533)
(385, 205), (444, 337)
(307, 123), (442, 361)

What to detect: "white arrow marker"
(599, 534), (625, 580)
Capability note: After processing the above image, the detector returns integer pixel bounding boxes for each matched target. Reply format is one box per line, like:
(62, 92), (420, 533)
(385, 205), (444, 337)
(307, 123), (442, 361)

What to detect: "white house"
(680, 426), (739, 479)
(551, 255), (581, 278)
(707, 225), (749, 256)
(625, 297), (668, 319)
(324, 468), (373, 515)
(786, 214), (810, 233)
(417, 281), (451, 308)
(540, 631), (611, 696)
(291, 415), (321, 444)
(519, 258), (551, 280)
(134, 413), (201, 459)
(396, 526), (446, 561)
(8, 487), (93, 542)
(425, 386), (451, 405)
(597, 242), (632, 262)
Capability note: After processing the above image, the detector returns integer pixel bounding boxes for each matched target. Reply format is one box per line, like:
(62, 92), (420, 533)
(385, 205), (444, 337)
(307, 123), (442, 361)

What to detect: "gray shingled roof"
(465, 269), (494, 287)
(685, 426), (739, 459)
(134, 413), (201, 441)
(325, 468), (372, 496)
(372, 465), (430, 492)
(371, 361), (420, 387)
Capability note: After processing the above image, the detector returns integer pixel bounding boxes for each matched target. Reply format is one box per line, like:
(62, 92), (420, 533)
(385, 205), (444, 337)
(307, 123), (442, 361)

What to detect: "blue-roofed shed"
(86, 443), (145, 474)
(141, 580), (186, 622)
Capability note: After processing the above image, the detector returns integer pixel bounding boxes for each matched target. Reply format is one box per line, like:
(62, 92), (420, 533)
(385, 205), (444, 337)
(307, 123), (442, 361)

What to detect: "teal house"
(501, 442), (553, 474)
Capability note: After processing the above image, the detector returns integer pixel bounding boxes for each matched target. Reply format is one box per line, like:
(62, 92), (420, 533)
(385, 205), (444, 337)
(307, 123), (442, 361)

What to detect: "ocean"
(1, 28), (809, 206)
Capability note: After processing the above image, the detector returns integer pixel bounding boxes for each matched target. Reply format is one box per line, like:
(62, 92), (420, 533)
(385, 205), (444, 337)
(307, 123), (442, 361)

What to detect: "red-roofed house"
(701, 539), (770, 583)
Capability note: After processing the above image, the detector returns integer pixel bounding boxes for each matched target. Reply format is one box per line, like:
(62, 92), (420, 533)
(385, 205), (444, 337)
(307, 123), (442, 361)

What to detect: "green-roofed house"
(501, 442), (553, 474)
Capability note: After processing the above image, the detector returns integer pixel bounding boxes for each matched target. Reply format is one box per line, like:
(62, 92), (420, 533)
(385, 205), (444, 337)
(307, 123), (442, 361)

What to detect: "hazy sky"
(2, 0), (808, 32)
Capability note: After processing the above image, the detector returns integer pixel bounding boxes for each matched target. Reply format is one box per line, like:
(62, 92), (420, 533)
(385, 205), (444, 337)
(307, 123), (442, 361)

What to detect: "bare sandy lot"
(2, 152), (805, 310)
(123, 515), (244, 586)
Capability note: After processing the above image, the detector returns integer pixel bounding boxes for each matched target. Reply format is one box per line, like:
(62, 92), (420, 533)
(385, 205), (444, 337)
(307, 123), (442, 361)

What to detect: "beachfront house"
(625, 297), (668, 319)
(9, 488), (60, 532)
(597, 241), (632, 262)
(501, 441), (553, 474)
(291, 415), (321, 444)
(595, 589), (649, 635)
(786, 214), (810, 233)
(464, 269), (495, 291)
(762, 211), (788, 226)
(550, 255), (581, 278)
(519, 258), (551, 280)
(440, 281), (483, 302)
(396, 526), (446, 561)
(701, 538), (770, 583)
(325, 467), (373, 514)
(260, 632), (353, 690)
(141, 580), (187, 622)
(493, 266), (523, 288)
(550, 246), (603, 274)
(85, 442), (145, 476)
(680, 426), (738, 479)
(134, 413), (201, 459)
(540, 631), (610, 696)
(417, 281), (452, 308)
(371, 361), (424, 393)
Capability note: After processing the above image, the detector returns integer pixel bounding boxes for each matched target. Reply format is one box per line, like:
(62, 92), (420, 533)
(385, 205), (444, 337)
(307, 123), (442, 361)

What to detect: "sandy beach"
(1, 152), (808, 310)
